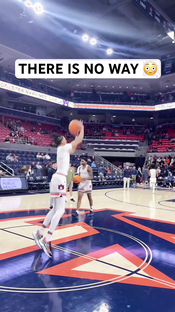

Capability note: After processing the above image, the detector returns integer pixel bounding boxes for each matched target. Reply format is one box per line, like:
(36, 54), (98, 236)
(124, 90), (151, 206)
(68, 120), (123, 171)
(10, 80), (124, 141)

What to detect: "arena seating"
(147, 126), (175, 153)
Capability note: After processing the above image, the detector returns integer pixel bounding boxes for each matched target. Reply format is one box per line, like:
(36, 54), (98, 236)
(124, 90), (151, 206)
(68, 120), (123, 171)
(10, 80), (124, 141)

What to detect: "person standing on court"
(131, 166), (137, 187)
(33, 122), (84, 258)
(66, 163), (75, 202)
(73, 156), (93, 219)
(123, 165), (131, 189)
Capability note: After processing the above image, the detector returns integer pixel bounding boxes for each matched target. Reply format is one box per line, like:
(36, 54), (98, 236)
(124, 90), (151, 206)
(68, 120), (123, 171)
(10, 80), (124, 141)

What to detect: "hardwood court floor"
(0, 188), (175, 312)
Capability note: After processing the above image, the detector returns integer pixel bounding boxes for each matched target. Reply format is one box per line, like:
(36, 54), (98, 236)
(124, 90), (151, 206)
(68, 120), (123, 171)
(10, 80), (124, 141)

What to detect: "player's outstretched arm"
(69, 123), (84, 154)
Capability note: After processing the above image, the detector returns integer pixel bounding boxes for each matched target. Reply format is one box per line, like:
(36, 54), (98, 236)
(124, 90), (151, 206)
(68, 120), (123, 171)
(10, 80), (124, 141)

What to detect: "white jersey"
(150, 169), (156, 179)
(50, 143), (72, 197)
(77, 165), (92, 193)
(77, 165), (90, 180)
(56, 143), (72, 176)
(150, 168), (157, 185)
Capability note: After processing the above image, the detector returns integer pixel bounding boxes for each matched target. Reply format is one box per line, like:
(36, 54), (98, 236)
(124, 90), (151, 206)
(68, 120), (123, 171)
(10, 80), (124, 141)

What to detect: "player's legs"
(39, 196), (65, 257)
(123, 177), (127, 189)
(87, 192), (93, 213)
(77, 191), (84, 211)
(127, 178), (130, 189)
(49, 197), (54, 209)
(69, 182), (75, 202)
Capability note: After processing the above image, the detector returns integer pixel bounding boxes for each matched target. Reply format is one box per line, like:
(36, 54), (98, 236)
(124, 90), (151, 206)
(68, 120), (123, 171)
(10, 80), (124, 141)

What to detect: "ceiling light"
(25, 0), (32, 7)
(90, 38), (97, 45)
(107, 48), (113, 55)
(113, 116), (116, 117)
(77, 85), (79, 86)
(140, 87), (142, 89)
(105, 86), (107, 88)
(132, 119), (135, 121)
(166, 86), (168, 87)
(119, 86), (121, 88)
(150, 117), (153, 119)
(93, 115), (95, 116)
(112, 86), (114, 88)
(82, 34), (89, 41)
(98, 86), (100, 87)
(126, 87), (128, 88)
(33, 3), (44, 13)
(84, 85), (86, 86)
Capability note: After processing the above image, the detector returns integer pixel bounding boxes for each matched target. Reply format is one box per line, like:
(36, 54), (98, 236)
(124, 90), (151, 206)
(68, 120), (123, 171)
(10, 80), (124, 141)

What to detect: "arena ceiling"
(0, 0), (175, 95)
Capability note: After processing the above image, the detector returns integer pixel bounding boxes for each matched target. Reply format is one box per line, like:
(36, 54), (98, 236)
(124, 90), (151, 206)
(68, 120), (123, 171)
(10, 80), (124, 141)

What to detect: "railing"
(85, 136), (142, 141)
(0, 162), (14, 176)
(94, 155), (123, 175)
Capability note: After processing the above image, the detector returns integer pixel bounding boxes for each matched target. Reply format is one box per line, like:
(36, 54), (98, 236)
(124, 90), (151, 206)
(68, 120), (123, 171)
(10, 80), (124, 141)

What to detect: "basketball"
(73, 175), (81, 184)
(68, 120), (82, 136)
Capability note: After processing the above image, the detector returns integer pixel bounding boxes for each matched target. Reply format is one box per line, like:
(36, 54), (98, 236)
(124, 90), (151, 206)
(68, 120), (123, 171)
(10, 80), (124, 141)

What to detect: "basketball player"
(33, 123), (84, 257)
(73, 156), (93, 219)
(149, 164), (157, 194)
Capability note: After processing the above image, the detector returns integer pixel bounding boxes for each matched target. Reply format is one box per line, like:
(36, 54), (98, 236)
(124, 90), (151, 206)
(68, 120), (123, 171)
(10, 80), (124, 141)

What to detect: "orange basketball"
(69, 120), (82, 136)
(73, 175), (81, 184)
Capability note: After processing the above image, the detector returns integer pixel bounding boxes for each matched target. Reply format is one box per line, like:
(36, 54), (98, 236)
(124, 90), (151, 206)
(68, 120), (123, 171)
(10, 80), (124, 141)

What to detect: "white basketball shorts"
(50, 173), (66, 198)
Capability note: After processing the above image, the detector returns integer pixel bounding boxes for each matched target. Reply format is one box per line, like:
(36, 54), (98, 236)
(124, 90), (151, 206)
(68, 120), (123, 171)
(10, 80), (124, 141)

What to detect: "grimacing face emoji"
(144, 62), (157, 76)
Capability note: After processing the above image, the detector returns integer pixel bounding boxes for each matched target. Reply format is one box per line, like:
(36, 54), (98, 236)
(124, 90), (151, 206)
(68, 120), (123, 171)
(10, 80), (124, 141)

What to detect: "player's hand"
(79, 120), (84, 129)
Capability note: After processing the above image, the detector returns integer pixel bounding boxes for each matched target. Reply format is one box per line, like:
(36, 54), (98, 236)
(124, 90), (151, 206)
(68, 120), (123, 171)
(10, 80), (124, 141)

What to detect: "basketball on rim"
(68, 120), (82, 136)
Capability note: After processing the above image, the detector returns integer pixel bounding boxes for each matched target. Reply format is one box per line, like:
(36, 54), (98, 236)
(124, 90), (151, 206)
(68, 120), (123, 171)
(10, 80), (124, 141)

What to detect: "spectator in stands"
(137, 167), (142, 184)
(106, 168), (111, 174)
(131, 166), (137, 187)
(123, 165), (131, 189)
(168, 172), (174, 188)
(66, 164), (75, 202)
(36, 162), (42, 175)
(43, 153), (51, 160)
(91, 161), (97, 168)
(36, 153), (42, 159)
(48, 162), (57, 183)
(98, 164), (106, 181)
(0, 170), (5, 177)
(142, 166), (148, 184)
(5, 136), (10, 143)
(26, 166), (33, 177)
(13, 154), (19, 162)
(6, 153), (14, 162)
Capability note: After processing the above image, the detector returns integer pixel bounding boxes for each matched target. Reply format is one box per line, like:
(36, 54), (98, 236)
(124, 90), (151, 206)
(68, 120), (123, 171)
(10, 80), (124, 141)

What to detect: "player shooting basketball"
(33, 121), (84, 258)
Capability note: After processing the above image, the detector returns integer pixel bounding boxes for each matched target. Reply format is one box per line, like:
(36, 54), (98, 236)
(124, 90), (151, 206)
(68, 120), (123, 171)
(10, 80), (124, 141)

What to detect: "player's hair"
(51, 134), (64, 147)
(150, 164), (155, 169)
(81, 155), (88, 162)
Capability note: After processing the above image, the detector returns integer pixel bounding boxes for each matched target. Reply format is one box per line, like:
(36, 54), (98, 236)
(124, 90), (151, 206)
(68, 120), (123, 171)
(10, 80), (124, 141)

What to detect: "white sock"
(46, 232), (52, 242)
(90, 206), (93, 211)
(39, 227), (45, 236)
